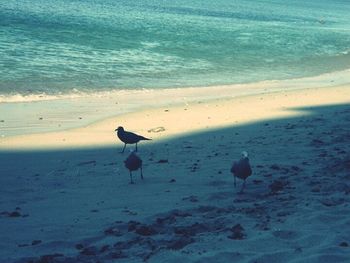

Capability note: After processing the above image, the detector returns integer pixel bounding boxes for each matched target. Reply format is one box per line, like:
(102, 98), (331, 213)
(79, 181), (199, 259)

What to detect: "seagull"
(115, 126), (151, 153)
(231, 151), (252, 193)
(124, 151), (143, 184)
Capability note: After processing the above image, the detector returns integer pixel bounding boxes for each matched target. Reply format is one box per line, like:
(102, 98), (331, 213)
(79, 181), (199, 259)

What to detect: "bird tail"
(140, 136), (152, 141)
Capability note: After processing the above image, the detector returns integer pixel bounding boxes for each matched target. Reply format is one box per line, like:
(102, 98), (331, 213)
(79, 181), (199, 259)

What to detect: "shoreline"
(0, 69), (350, 139)
(1, 68), (350, 104)
(1, 83), (349, 151)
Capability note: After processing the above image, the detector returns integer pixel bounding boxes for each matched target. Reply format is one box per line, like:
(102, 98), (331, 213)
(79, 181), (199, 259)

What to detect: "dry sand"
(1, 84), (349, 150)
(0, 84), (350, 262)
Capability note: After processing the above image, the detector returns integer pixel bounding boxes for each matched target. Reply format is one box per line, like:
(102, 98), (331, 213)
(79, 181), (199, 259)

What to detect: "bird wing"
(231, 158), (252, 178)
(123, 131), (150, 143)
(240, 159), (252, 177)
(231, 162), (238, 173)
(125, 153), (142, 170)
(119, 131), (139, 143)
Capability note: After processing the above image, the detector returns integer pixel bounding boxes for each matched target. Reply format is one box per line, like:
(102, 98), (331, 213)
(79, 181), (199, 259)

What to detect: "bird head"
(241, 151), (249, 158)
(115, 126), (124, 132)
(128, 149), (139, 157)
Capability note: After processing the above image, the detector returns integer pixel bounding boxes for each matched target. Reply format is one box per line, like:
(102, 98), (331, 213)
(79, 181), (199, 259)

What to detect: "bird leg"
(239, 179), (246, 194)
(135, 143), (138, 152)
(121, 143), (126, 153)
(140, 166), (144, 180)
(234, 175), (237, 187)
(129, 172), (134, 184)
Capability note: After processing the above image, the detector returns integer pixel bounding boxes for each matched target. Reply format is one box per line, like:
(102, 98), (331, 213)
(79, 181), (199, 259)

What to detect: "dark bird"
(124, 151), (143, 184)
(231, 151), (252, 193)
(115, 126), (151, 153)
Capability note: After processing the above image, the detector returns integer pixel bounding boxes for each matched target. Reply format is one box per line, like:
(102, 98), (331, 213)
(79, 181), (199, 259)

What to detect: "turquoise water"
(1, 0), (350, 97)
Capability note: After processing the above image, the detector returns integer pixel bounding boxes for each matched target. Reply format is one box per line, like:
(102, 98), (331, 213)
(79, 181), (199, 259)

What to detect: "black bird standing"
(231, 151), (252, 193)
(124, 151), (143, 184)
(115, 126), (151, 153)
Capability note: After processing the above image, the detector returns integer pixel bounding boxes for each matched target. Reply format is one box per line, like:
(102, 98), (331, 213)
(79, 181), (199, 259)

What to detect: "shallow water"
(1, 0), (350, 99)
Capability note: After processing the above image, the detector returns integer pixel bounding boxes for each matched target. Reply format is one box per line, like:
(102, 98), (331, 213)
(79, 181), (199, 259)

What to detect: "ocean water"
(0, 0), (350, 99)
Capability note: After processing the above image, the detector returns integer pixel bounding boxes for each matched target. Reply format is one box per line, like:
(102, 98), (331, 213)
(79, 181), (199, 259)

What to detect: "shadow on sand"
(1, 103), (349, 262)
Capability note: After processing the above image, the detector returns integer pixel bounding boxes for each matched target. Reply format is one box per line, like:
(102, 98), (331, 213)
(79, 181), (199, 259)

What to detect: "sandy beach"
(1, 83), (350, 262)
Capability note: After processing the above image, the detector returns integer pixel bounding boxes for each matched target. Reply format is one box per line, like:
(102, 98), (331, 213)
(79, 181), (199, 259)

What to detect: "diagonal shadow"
(0, 103), (349, 262)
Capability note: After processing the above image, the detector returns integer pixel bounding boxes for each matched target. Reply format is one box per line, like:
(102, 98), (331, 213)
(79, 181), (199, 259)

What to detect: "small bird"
(231, 151), (252, 193)
(124, 151), (143, 184)
(115, 126), (151, 153)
